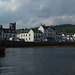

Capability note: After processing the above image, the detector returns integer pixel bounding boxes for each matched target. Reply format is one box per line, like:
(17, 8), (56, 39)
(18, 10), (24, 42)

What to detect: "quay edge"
(5, 41), (75, 48)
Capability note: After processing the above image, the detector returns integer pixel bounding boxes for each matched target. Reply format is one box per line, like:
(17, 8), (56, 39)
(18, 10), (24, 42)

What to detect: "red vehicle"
(8, 37), (14, 41)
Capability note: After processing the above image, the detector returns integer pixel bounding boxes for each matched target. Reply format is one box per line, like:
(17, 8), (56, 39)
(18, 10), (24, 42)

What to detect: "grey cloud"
(0, 0), (75, 28)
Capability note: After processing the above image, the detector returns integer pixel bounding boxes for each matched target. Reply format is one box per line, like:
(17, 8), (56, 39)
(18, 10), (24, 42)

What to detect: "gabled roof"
(50, 26), (55, 30)
(33, 30), (43, 33)
(16, 28), (30, 33)
(3, 28), (16, 33)
(42, 25), (50, 29)
(24, 29), (30, 33)
(56, 33), (62, 35)
(32, 27), (43, 33)
(62, 33), (74, 35)
(42, 25), (55, 30)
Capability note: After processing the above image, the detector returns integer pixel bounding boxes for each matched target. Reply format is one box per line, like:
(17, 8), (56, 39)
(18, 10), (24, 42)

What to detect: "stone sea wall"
(5, 41), (75, 48)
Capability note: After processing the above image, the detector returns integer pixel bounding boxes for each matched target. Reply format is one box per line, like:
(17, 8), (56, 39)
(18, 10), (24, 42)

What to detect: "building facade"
(1, 22), (16, 40)
(1, 22), (75, 42)
(16, 24), (58, 42)
(17, 28), (43, 42)
(38, 24), (56, 41)
(62, 33), (75, 42)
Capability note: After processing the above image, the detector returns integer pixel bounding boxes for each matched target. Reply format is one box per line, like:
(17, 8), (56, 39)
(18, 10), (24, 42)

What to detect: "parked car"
(8, 37), (14, 41)
(14, 39), (25, 42)
(19, 39), (25, 42)
(14, 39), (20, 41)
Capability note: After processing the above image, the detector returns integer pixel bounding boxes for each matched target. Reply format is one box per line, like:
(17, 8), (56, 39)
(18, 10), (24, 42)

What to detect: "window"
(21, 35), (22, 37)
(45, 33), (46, 36)
(29, 34), (31, 36)
(48, 30), (49, 32)
(36, 34), (37, 36)
(12, 30), (14, 32)
(26, 34), (27, 37)
(29, 38), (30, 40)
(26, 38), (27, 40)
(38, 35), (40, 38)
(48, 33), (49, 36)
(34, 36), (35, 38)
(6, 34), (7, 37)
(45, 29), (46, 31)
(48, 29), (52, 32)
(6, 34), (7, 36)
(38, 34), (40, 38)
(9, 30), (10, 32)
(14, 35), (15, 37)
(10, 34), (11, 37)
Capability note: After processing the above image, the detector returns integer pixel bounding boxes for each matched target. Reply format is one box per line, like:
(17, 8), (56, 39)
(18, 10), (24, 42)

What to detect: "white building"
(16, 24), (57, 42)
(17, 28), (43, 42)
(62, 33), (75, 42)
(38, 24), (56, 41)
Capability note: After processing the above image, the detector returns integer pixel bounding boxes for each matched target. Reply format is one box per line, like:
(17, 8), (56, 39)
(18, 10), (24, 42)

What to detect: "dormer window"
(45, 33), (46, 36)
(21, 34), (22, 37)
(29, 34), (31, 36)
(26, 34), (27, 36)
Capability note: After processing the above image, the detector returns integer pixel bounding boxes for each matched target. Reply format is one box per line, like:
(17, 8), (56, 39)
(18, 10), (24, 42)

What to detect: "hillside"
(54, 24), (75, 34)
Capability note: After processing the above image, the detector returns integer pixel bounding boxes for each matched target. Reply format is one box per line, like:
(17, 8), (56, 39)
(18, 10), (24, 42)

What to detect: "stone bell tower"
(9, 22), (16, 31)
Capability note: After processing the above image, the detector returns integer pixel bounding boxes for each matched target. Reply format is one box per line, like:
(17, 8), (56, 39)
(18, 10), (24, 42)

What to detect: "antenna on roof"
(40, 23), (42, 26)
(30, 27), (32, 30)
(50, 25), (54, 27)
(50, 25), (51, 27)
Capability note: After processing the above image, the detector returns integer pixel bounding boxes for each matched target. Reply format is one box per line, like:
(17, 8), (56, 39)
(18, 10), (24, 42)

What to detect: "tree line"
(54, 24), (75, 34)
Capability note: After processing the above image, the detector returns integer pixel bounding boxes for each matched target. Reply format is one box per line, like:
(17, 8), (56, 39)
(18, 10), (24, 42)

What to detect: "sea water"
(0, 48), (75, 75)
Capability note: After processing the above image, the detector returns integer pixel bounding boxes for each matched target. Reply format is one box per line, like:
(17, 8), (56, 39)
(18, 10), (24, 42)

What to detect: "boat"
(0, 31), (5, 54)
(0, 41), (5, 54)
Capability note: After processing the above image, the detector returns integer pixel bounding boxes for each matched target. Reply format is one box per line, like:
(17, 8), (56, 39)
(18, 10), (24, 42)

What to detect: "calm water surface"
(0, 48), (75, 75)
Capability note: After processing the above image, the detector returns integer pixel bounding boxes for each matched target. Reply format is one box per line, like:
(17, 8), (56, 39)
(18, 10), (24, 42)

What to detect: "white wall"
(38, 26), (44, 33)
(20, 30), (34, 42)
(61, 34), (75, 42)
(17, 34), (20, 39)
(28, 30), (34, 41)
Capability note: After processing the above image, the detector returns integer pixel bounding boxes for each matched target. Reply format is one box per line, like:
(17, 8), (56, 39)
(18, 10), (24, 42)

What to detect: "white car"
(14, 39), (20, 41)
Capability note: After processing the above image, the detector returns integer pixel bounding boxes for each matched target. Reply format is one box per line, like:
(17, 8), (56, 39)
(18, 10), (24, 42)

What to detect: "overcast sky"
(0, 0), (75, 29)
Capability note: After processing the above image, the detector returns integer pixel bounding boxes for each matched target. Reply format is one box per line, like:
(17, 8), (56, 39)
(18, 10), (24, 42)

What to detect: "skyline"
(0, 0), (75, 28)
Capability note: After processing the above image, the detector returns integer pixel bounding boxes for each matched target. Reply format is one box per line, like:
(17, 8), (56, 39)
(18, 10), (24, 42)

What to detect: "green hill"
(54, 24), (75, 34)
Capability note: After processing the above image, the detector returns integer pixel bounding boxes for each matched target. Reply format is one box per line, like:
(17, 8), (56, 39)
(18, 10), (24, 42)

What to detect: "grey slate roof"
(2, 28), (16, 33)
(63, 33), (74, 35)
(42, 25), (55, 30)
(32, 27), (43, 33)
(16, 28), (30, 33)
(16, 25), (55, 34)
(42, 26), (50, 29)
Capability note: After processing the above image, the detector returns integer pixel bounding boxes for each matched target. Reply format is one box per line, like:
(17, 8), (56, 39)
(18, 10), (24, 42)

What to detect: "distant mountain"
(54, 24), (75, 34)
